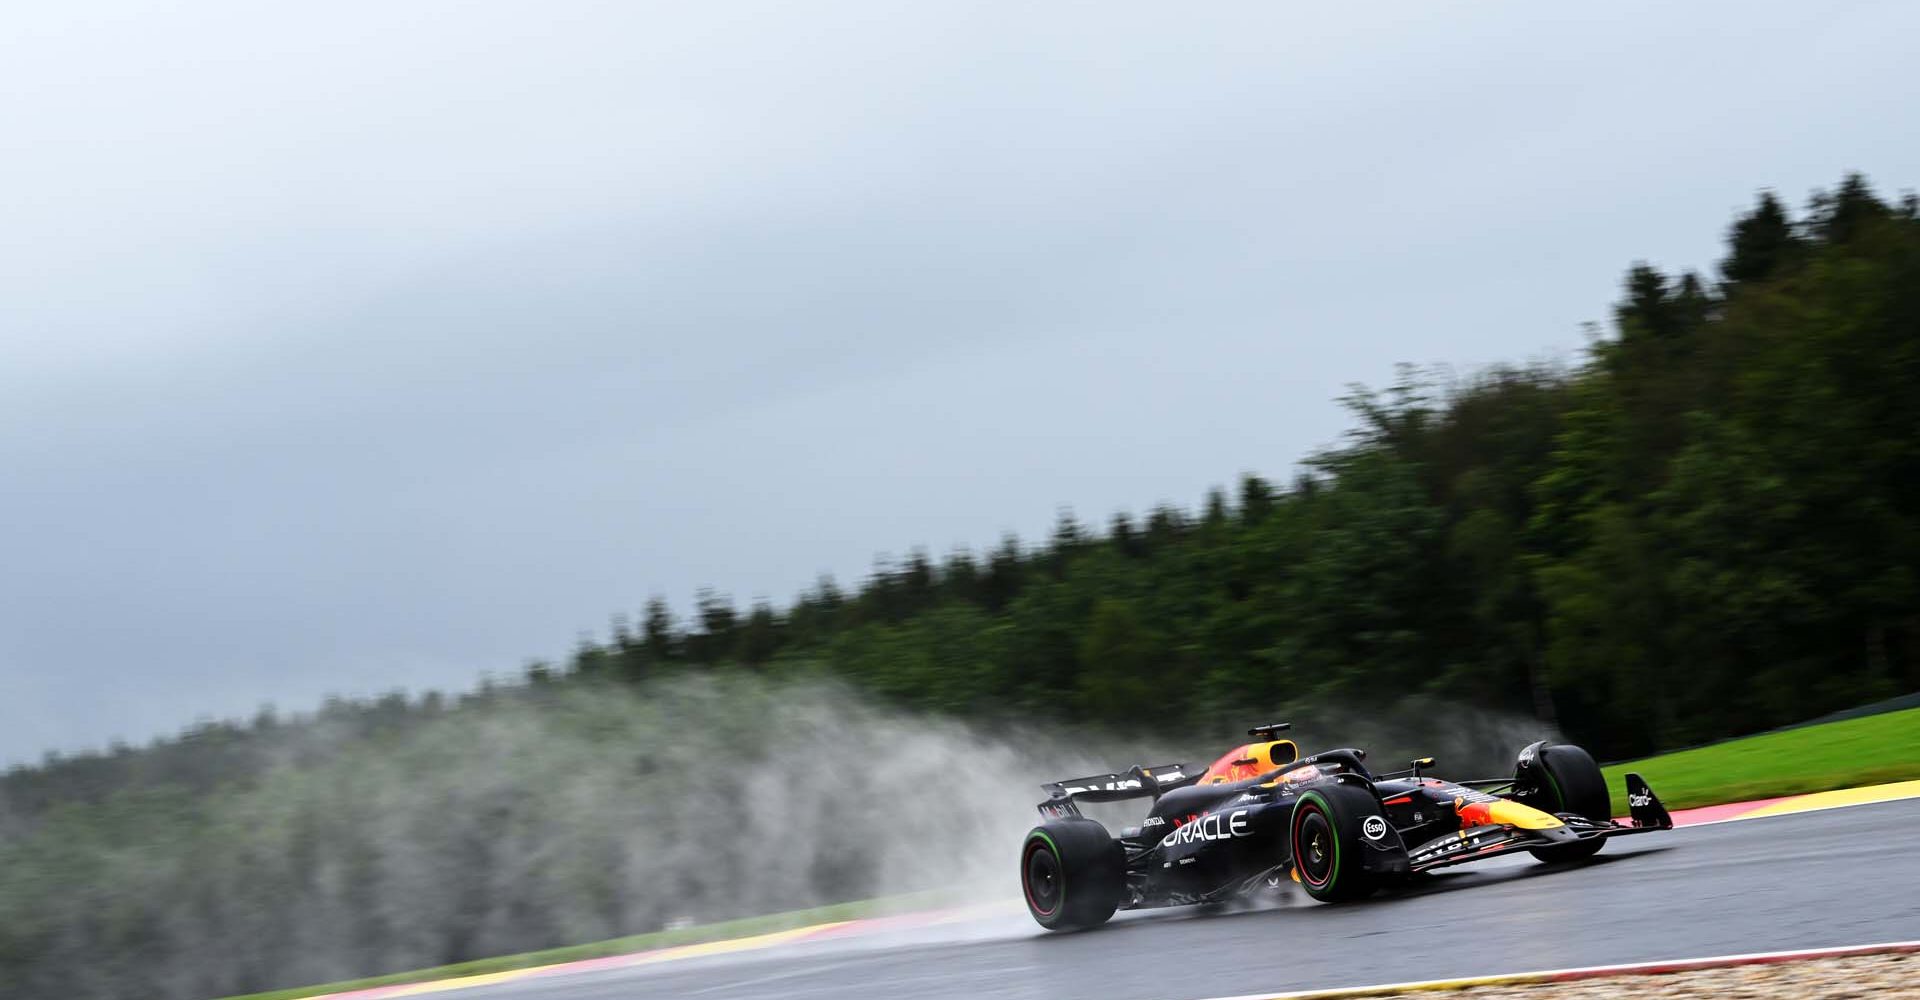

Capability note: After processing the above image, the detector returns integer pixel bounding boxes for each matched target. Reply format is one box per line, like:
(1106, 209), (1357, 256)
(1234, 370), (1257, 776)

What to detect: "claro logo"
(1159, 810), (1251, 848)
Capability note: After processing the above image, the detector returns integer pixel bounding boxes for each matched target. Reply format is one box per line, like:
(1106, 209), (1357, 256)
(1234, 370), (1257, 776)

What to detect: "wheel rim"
(1023, 841), (1062, 916)
(1295, 808), (1334, 888)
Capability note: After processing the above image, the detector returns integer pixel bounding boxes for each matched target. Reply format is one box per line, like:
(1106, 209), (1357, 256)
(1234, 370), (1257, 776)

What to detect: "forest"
(3, 174), (1918, 999)
(569, 172), (1920, 759)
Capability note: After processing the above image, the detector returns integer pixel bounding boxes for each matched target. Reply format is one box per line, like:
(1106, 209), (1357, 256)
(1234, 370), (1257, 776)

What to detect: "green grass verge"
(1601, 706), (1920, 815)
(215, 890), (951, 1000)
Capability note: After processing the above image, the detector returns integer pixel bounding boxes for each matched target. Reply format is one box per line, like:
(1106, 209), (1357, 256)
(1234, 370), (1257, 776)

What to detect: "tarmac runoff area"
(308, 780), (1920, 1000)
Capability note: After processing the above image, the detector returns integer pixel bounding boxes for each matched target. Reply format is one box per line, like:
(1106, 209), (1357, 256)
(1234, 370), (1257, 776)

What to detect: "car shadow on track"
(1383, 845), (1676, 901)
(1031, 845), (1679, 941)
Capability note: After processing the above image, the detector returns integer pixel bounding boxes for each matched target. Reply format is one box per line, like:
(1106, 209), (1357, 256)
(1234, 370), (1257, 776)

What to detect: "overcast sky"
(3, 1), (1916, 764)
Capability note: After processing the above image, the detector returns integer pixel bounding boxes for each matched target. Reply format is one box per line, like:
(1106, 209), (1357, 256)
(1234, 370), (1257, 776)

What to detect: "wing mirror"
(1410, 757), (1436, 777)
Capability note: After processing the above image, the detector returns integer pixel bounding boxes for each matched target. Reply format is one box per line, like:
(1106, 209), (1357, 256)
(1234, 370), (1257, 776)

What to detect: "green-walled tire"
(1519, 743), (1610, 863)
(1021, 819), (1124, 930)
(1290, 783), (1381, 902)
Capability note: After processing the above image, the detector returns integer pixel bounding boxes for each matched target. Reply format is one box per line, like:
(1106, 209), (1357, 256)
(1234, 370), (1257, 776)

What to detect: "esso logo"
(1361, 816), (1388, 841)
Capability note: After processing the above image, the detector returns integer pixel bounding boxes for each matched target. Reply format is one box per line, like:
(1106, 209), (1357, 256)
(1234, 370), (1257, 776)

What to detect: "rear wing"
(1037, 762), (1203, 819)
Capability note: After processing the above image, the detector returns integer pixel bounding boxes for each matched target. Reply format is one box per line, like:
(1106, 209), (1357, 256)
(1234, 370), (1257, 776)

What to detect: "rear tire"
(1290, 784), (1381, 902)
(1020, 819), (1123, 930)
(1519, 743), (1609, 863)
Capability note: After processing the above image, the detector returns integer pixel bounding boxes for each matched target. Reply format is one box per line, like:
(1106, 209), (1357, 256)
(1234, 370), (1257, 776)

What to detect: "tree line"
(563, 173), (1920, 759)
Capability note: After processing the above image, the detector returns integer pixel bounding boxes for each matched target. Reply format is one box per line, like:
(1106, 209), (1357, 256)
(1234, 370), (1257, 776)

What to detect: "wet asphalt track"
(464, 799), (1920, 1000)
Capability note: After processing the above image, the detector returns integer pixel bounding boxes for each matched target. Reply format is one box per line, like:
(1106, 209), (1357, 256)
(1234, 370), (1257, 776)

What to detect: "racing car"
(1020, 723), (1672, 929)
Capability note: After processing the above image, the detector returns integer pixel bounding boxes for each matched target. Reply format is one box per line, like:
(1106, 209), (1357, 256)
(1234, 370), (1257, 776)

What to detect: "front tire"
(1518, 743), (1609, 863)
(1020, 819), (1123, 930)
(1290, 784), (1381, 902)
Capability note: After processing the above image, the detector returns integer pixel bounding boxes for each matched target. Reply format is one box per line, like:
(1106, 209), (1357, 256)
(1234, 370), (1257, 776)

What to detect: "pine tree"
(1809, 172), (1888, 246)
(1238, 474), (1275, 524)
(642, 597), (676, 665)
(1720, 190), (1799, 285)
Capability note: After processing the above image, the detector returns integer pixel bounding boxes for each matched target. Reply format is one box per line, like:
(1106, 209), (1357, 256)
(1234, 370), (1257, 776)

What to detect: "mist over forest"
(5, 175), (1920, 999)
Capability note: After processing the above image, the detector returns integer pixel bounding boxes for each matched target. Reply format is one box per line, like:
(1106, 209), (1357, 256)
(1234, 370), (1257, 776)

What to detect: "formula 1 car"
(1020, 724), (1672, 929)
